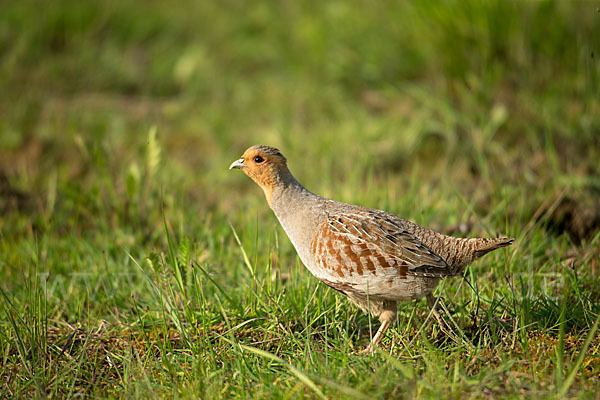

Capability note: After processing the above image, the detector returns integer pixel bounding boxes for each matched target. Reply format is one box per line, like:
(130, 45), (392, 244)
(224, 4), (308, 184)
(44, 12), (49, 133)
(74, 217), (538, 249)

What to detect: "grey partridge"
(230, 145), (513, 351)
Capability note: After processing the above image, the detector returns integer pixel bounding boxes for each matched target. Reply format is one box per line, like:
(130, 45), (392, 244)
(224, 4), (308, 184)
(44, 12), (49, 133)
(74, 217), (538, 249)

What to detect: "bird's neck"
(268, 173), (324, 269)
(267, 171), (309, 210)
(266, 170), (324, 225)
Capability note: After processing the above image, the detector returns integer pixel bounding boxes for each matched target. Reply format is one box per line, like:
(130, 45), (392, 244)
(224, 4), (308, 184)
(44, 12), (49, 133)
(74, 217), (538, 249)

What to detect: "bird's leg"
(426, 293), (448, 331)
(362, 301), (397, 354)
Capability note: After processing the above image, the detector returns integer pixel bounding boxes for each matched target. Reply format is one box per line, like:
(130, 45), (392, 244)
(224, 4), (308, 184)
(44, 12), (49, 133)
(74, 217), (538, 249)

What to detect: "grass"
(1, 0), (600, 398)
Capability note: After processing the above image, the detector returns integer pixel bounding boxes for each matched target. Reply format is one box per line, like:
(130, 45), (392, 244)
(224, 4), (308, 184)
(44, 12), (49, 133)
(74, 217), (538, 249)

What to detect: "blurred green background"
(1, 0), (600, 398)
(2, 0), (599, 216)
(2, 0), (599, 236)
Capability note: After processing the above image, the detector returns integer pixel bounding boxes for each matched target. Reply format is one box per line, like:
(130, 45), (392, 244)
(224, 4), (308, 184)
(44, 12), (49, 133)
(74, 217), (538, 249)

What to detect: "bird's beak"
(229, 158), (246, 170)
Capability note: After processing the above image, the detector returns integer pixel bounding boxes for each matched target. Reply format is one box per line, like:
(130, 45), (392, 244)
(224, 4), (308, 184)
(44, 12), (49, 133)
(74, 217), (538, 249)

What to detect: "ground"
(1, 1), (599, 398)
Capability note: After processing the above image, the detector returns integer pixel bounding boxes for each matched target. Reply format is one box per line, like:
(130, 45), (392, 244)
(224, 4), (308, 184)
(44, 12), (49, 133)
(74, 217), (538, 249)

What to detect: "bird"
(229, 145), (514, 352)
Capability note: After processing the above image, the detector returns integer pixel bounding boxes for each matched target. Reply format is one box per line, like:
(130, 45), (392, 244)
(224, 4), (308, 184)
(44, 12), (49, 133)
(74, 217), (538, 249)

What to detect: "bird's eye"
(254, 155), (264, 163)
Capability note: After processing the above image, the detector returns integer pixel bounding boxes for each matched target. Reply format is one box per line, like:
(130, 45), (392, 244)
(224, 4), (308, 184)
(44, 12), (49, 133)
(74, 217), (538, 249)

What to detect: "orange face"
(229, 145), (288, 205)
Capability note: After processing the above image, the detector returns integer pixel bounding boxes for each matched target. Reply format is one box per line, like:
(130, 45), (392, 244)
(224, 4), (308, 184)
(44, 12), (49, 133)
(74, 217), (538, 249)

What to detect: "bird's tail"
(473, 237), (514, 258)
(445, 236), (514, 271)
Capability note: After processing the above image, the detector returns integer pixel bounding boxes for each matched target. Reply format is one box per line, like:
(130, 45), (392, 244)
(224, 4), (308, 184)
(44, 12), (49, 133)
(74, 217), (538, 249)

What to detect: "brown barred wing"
(309, 212), (457, 280)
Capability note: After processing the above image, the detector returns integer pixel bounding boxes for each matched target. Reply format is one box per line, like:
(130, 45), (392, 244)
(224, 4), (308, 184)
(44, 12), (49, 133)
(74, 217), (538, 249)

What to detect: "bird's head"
(229, 145), (290, 206)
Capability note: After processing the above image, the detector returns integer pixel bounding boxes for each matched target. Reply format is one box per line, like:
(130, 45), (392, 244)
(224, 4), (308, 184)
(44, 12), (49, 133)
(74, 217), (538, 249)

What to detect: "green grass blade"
(240, 344), (327, 400)
(559, 313), (600, 397)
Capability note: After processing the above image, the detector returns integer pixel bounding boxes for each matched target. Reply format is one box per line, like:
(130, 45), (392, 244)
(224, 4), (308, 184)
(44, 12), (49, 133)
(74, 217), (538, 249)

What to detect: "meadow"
(1, 0), (599, 398)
